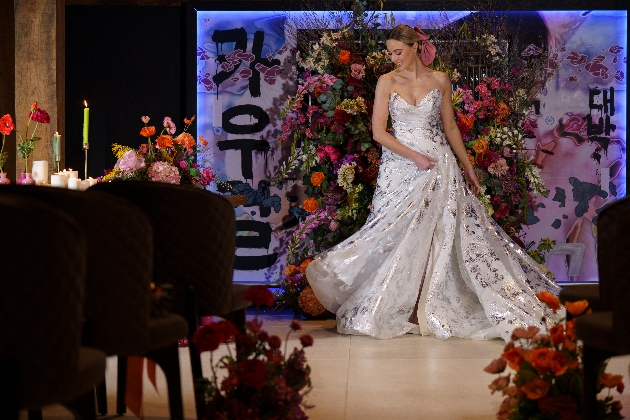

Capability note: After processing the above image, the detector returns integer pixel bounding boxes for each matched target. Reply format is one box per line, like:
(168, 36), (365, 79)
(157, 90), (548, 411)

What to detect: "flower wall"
(194, 8), (626, 284)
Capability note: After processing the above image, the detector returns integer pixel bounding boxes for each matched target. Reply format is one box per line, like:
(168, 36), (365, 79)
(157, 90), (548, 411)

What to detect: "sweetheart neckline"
(390, 89), (441, 107)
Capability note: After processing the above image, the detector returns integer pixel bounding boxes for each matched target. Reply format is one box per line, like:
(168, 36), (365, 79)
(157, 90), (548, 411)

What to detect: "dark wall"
(65, 5), (183, 178)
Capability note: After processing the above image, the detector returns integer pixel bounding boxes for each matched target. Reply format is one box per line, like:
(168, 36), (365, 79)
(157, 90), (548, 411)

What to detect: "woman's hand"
(411, 151), (438, 171)
(464, 166), (481, 195)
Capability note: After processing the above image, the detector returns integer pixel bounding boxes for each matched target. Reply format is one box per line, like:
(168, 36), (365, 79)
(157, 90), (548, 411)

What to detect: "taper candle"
(53, 132), (61, 160)
(83, 101), (89, 145)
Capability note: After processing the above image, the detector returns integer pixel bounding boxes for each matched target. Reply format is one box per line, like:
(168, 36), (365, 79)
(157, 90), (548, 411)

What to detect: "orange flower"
(565, 319), (576, 340)
(311, 171), (325, 187)
(550, 351), (568, 376)
(535, 291), (561, 313)
(520, 377), (550, 400)
(549, 324), (565, 345)
(283, 265), (299, 276)
(303, 197), (319, 213)
(496, 102), (511, 122)
(156, 135), (173, 148)
(338, 50), (351, 64)
(199, 134), (208, 146)
(529, 348), (554, 374)
(599, 373), (624, 389)
(175, 132), (196, 152)
(299, 258), (313, 269)
(502, 347), (525, 370)
(511, 326), (540, 341)
(472, 138), (488, 155)
(184, 115), (195, 125)
(140, 126), (156, 137)
(564, 300), (589, 316)
(467, 152), (476, 168)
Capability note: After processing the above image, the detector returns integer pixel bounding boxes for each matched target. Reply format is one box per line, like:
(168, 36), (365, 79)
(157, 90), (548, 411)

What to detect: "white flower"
(337, 162), (357, 191)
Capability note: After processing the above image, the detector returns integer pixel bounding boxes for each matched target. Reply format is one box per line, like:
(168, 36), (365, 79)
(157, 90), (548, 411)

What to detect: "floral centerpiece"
(101, 115), (216, 188)
(485, 293), (625, 420)
(193, 285), (314, 419)
(0, 114), (14, 173)
(0, 102), (50, 174)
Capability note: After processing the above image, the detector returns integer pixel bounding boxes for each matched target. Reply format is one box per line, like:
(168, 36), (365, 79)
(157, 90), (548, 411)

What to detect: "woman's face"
(386, 39), (417, 70)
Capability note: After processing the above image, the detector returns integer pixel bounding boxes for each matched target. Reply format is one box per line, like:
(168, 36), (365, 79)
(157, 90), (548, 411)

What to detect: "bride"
(306, 24), (560, 342)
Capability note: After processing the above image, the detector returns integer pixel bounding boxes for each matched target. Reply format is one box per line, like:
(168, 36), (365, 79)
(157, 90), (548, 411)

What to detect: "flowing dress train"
(306, 89), (560, 341)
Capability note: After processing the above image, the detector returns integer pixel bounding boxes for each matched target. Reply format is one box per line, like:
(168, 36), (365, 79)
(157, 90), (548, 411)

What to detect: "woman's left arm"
(437, 73), (481, 194)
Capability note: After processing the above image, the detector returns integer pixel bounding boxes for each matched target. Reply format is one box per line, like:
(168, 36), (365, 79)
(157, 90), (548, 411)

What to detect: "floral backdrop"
(193, 6), (626, 299)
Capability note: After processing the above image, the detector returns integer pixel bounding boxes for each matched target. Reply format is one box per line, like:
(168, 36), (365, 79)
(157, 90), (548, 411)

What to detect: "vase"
(16, 172), (26, 185)
(21, 173), (36, 185)
(0, 173), (10, 185)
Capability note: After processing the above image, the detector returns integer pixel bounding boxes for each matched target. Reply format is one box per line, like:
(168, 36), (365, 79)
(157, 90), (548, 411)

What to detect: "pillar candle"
(68, 177), (80, 190)
(53, 132), (61, 161)
(50, 174), (65, 188)
(83, 101), (89, 145)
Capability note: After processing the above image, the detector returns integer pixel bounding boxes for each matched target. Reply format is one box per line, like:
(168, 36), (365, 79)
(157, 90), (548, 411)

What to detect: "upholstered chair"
(90, 181), (251, 420)
(0, 185), (188, 420)
(0, 193), (106, 420)
(575, 197), (630, 418)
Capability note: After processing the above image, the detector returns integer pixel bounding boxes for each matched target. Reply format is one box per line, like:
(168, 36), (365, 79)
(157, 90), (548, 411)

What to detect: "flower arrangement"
(485, 292), (625, 420)
(101, 115), (216, 188)
(0, 102), (51, 173)
(193, 285), (314, 419)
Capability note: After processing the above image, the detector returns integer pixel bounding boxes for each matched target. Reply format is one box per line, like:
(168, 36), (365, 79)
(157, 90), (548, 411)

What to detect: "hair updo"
(387, 24), (421, 55)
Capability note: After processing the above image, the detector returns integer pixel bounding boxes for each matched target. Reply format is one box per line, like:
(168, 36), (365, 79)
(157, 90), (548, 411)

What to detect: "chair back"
(0, 194), (85, 409)
(0, 185), (153, 356)
(596, 196), (630, 353)
(90, 181), (236, 317)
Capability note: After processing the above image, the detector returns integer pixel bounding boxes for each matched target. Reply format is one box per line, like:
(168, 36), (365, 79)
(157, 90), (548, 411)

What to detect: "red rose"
(0, 114), (15, 136)
(238, 359), (267, 388)
(299, 334), (314, 347)
(241, 285), (275, 307)
(268, 335), (282, 349)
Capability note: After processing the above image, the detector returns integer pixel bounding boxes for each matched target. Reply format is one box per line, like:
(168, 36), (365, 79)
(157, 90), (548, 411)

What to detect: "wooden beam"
(15, 0), (57, 178)
(0, 0), (16, 179)
(57, 0), (66, 171)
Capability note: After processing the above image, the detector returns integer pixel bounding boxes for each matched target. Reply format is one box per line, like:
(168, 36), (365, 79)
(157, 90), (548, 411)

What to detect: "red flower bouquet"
(193, 286), (314, 419)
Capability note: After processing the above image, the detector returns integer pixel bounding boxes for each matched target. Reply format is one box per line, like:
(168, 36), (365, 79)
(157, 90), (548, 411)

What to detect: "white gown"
(306, 89), (560, 341)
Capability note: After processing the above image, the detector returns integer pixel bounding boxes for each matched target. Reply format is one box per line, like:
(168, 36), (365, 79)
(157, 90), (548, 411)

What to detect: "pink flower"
(147, 161), (181, 184)
(350, 63), (365, 79)
(201, 167), (215, 184)
(114, 150), (145, 172)
(29, 107), (50, 124)
(484, 357), (508, 374)
(163, 116), (176, 134)
(141, 116), (150, 124)
(488, 158), (509, 176)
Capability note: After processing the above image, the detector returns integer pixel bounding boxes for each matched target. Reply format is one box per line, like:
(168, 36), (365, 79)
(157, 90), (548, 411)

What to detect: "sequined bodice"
(306, 86), (560, 342)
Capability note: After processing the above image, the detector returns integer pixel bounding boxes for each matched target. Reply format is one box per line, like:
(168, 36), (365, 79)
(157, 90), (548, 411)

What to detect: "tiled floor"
(27, 310), (630, 420)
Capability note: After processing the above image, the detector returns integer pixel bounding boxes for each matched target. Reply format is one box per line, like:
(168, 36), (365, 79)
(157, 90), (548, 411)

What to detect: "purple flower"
(334, 154), (356, 174)
(114, 150), (145, 172)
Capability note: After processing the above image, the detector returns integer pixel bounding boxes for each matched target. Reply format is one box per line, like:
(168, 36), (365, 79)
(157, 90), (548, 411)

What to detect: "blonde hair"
(387, 24), (421, 55)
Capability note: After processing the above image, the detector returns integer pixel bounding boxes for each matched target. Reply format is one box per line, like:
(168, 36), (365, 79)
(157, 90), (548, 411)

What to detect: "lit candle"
(83, 101), (89, 145)
(50, 174), (65, 188)
(68, 177), (80, 190)
(53, 132), (61, 161)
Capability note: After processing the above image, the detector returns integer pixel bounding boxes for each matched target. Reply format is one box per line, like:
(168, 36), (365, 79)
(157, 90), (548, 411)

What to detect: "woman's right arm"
(372, 75), (438, 170)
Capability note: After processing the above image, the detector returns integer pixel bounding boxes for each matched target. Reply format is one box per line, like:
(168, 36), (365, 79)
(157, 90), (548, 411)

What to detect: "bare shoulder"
(431, 71), (452, 89)
(376, 72), (396, 92)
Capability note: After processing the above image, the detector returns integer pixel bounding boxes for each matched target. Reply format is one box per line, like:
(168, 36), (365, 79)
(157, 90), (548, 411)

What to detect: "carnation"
(147, 161), (181, 184)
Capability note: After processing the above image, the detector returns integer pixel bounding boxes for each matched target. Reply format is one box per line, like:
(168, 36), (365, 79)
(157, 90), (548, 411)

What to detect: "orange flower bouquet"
(485, 292), (625, 420)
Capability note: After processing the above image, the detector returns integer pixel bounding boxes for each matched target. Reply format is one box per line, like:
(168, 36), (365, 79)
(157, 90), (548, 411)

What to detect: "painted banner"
(195, 9), (627, 284)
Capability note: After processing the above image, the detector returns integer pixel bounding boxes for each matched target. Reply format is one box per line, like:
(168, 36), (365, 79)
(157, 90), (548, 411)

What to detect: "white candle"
(50, 174), (66, 188)
(87, 177), (98, 186)
(31, 160), (48, 185)
(80, 180), (91, 190)
(67, 177), (80, 190)
(67, 170), (79, 179)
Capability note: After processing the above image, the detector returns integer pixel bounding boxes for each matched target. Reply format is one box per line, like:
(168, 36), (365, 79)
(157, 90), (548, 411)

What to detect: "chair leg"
(147, 344), (184, 420)
(188, 339), (206, 420)
(95, 380), (107, 415)
(582, 344), (613, 419)
(116, 356), (128, 415)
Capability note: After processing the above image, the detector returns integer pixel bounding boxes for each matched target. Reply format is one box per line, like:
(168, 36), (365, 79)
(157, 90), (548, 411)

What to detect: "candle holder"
(56, 159), (61, 173)
(83, 142), (89, 179)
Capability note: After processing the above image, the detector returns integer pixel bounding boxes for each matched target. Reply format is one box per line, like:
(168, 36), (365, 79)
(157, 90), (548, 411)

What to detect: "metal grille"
(455, 52), (495, 95)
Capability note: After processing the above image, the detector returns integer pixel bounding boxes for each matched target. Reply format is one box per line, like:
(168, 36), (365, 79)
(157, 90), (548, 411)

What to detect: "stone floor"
(25, 309), (630, 420)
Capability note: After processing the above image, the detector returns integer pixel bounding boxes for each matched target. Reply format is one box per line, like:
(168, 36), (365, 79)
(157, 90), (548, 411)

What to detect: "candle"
(53, 132), (61, 161)
(68, 177), (80, 190)
(87, 177), (98, 186)
(67, 169), (79, 179)
(83, 101), (89, 145)
(50, 174), (65, 188)
(31, 160), (48, 185)
(80, 180), (91, 190)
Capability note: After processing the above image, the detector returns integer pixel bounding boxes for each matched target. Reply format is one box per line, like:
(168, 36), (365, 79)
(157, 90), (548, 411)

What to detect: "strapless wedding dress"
(306, 89), (560, 341)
